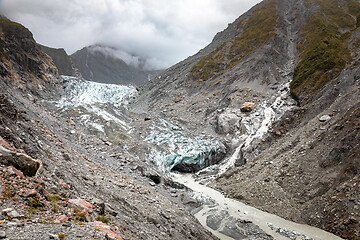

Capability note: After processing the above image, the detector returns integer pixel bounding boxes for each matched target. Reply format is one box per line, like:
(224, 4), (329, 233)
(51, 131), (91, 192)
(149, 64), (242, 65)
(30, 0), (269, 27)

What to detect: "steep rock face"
(132, 0), (360, 239)
(71, 45), (161, 86)
(0, 18), (57, 89)
(39, 45), (77, 77)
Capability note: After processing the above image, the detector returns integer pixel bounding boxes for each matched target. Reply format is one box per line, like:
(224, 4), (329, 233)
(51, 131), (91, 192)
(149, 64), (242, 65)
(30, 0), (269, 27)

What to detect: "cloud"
(0, 0), (261, 69)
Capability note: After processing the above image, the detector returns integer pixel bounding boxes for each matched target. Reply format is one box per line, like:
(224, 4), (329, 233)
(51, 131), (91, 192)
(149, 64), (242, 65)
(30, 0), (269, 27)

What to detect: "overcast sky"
(0, 0), (261, 69)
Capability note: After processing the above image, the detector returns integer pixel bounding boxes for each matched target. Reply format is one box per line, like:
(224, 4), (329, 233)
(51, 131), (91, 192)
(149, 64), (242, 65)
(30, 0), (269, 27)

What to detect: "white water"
(175, 174), (343, 240)
(218, 86), (294, 176)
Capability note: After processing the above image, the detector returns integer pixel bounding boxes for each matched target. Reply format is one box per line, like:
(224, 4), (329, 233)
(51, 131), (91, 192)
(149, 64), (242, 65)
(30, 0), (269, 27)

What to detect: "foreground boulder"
(0, 145), (41, 177)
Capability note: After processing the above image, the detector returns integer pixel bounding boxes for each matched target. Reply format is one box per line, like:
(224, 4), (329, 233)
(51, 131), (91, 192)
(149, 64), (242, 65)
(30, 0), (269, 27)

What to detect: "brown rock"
(91, 221), (123, 240)
(0, 136), (12, 150)
(59, 179), (70, 190)
(68, 199), (93, 213)
(240, 102), (256, 112)
(6, 166), (24, 177)
(55, 214), (69, 223)
(174, 97), (182, 103)
(24, 189), (37, 198)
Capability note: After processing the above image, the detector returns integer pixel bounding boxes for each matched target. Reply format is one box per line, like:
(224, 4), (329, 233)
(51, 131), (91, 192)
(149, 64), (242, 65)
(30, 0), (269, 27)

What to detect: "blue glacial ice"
(146, 119), (227, 173)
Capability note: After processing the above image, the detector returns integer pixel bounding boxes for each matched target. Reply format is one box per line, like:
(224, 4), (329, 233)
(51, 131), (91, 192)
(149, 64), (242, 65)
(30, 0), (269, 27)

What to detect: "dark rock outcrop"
(39, 45), (76, 76)
(71, 45), (162, 86)
(0, 17), (57, 89)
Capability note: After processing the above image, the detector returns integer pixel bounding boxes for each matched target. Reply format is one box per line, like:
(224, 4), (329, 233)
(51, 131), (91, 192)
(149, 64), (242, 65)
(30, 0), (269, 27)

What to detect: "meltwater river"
(55, 76), (343, 240)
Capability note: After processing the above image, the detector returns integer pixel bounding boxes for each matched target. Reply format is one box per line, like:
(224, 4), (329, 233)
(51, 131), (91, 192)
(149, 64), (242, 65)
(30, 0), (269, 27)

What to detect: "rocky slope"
(0, 18), (217, 240)
(131, 0), (360, 239)
(71, 45), (162, 86)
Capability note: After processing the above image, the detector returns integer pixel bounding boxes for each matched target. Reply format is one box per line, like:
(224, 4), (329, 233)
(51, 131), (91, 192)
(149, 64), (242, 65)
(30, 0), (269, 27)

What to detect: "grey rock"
(1, 208), (14, 215)
(7, 221), (18, 227)
(0, 146), (42, 176)
(216, 111), (241, 134)
(7, 210), (21, 219)
(220, 220), (247, 239)
(0, 231), (5, 239)
(62, 222), (72, 227)
(319, 115), (331, 122)
(206, 210), (229, 230)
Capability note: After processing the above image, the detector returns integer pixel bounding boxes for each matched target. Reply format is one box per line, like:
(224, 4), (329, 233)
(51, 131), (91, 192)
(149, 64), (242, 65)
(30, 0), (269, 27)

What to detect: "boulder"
(216, 112), (241, 134)
(69, 199), (94, 222)
(240, 102), (256, 112)
(0, 145), (42, 177)
(319, 115), (331, 122)
(24, 189), (37, 198)
(68, 199), (93, 213)
(91, 221), (123, 240)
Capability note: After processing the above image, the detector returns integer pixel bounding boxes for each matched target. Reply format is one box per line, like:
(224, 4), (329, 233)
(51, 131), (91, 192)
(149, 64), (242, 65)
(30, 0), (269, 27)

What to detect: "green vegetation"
(49, 194), (60, 202)
(290, 0), (360, 102)
(49, 194), (60, 213)
(1, 185), (14, 199)
(356, 109), (360, 118)
(190, 0), (278, 82)
(0, 18), (27, 38)
(58, 234), (66, 239)
(75, 212), (87, 222)
(348, 0), (360, 26)
(96, 215), (109, 224)
(27, 198), (40, 208)
(210, 79), (223, 86)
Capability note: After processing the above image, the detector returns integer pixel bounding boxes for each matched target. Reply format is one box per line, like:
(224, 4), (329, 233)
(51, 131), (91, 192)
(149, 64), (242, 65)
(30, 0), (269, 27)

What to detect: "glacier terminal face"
(145, 119), (227, 173)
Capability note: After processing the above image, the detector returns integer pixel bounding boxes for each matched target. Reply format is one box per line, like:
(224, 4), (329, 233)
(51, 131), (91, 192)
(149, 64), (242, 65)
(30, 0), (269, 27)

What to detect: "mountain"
(0, 18), (216, 240)
(38, 44), (78, 77)
(132, 0), (360, 238)
(71, 45), (162, 86)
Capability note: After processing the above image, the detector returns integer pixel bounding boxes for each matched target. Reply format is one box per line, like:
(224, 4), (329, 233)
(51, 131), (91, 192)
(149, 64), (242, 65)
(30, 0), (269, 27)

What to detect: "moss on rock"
(290, 0), (360, 103)
(190, 0), (278, 82)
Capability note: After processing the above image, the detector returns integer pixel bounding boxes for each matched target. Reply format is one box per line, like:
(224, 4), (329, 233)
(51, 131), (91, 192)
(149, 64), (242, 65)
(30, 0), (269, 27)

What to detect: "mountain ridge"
(71, 45), (162, 86)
